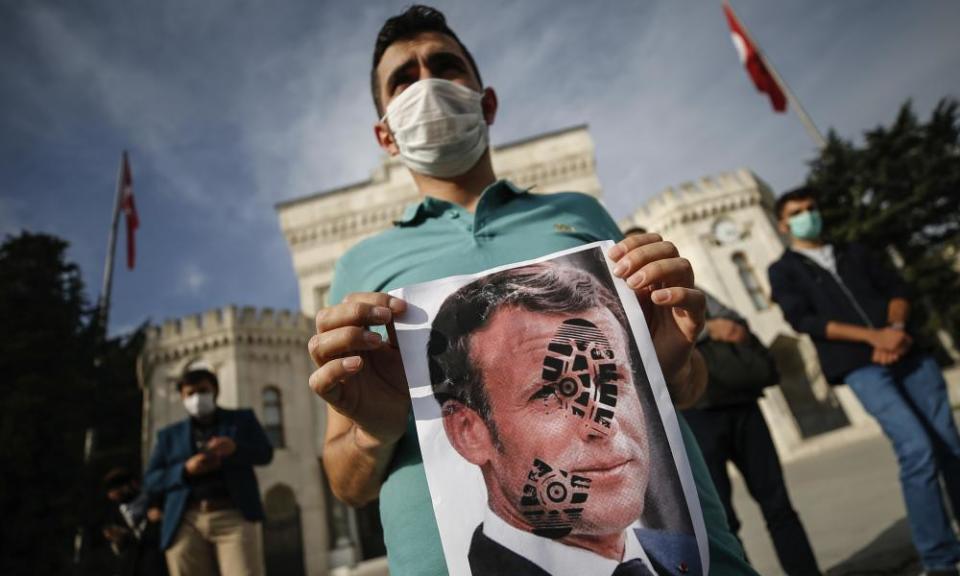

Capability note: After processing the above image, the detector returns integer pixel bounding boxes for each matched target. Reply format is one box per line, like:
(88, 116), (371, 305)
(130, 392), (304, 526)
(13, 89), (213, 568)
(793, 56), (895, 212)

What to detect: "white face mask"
(183, 392), (216, 418)
(382, 78), (489, 178)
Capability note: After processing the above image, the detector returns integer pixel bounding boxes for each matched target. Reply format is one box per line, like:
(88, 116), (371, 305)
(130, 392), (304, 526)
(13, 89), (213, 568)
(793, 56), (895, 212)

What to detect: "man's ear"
(777, 217), (790, 236)
(374, 121), (400, 156)
(481, 87), (498, 126)
(441, 401), (496, 466)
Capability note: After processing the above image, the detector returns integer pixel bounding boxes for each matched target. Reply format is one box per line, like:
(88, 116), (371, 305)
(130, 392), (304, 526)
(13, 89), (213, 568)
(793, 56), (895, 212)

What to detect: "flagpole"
(725, 0), (827, 149)
(98, 151), (126, 334)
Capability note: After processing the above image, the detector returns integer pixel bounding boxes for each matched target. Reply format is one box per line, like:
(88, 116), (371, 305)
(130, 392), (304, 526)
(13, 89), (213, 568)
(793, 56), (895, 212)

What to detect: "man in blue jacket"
(145, 365), (273, 576)
(768, 186), (960, 576)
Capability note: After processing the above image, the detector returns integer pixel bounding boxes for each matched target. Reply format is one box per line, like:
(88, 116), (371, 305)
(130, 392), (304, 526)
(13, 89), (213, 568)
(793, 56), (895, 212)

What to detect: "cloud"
(3, 0), (959, 336)
(23, 5), (212, 205)
(180, 263), (208, 295)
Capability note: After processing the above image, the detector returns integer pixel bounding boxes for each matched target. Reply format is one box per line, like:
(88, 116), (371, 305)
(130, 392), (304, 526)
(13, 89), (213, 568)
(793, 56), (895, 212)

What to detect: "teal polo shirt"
(329, 179), (756, 576)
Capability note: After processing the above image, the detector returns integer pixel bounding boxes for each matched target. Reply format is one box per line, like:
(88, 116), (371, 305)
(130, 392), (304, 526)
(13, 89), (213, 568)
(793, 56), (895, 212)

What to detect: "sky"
(2, 1), (958, 336)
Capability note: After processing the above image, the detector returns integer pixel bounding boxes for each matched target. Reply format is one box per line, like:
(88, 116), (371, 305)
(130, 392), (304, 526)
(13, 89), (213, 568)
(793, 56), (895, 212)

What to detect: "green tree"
(806, 98), (960, 348)
(0, 232), (145, 575)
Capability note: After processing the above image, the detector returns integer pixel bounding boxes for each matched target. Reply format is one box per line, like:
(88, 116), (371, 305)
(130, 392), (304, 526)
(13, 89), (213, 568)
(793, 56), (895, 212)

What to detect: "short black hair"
(177, 368), (219, 393)
(774, 185), (818, 220)
(427, 263), (630, 445)
(371, 5), (483, 116)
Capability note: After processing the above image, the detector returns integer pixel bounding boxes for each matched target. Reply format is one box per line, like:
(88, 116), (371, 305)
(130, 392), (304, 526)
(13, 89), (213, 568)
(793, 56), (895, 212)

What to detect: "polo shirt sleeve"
(583, 195), (626, 242)
(678, 415), (760, 575)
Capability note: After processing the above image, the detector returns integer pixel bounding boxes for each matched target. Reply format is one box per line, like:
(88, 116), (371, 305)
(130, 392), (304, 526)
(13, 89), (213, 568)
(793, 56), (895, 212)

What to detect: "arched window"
(732, 252), (769, 311)
(263, 387), (285, 448)
(264, 484), (305, 575)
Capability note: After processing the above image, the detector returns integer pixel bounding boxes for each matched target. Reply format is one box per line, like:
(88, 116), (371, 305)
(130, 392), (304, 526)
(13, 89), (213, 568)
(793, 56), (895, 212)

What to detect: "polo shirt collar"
(393, 179), (529, 227)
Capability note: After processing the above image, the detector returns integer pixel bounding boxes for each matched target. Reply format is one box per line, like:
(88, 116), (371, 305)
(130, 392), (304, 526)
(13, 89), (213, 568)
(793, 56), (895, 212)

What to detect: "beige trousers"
(165, 508), (264, 576)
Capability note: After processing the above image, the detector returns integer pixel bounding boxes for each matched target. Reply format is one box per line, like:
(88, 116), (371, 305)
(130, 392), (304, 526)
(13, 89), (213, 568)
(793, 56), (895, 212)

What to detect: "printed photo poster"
(390, 241), (708, 576)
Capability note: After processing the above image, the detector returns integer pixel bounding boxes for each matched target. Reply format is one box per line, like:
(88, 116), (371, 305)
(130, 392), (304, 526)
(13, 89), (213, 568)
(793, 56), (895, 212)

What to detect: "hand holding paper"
(309, 292), (411, 505)
(390, 242), (708, 576)
(608, 233), (707, 408)
(308, 293), (410, 446)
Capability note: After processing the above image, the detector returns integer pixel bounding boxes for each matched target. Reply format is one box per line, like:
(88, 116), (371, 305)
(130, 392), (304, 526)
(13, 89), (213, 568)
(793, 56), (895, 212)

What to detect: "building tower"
(621, 169), (877, 457)
(140, 306), (330, 575)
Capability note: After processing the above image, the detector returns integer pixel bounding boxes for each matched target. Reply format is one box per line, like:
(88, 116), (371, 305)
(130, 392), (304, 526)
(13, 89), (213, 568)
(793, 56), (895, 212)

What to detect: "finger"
(627, 255), (694, 290)
(317, 301), (395, 334)
(609, 233), (664, 261)
(611, 241), (678, 280)
(343, 292), (407, 313)
(309, 327), (384, 366)
(308, 356), (364, 405)
(651, 288), (707, 336)
(876, 350), (894, 365)
(651, 286), (706, 314)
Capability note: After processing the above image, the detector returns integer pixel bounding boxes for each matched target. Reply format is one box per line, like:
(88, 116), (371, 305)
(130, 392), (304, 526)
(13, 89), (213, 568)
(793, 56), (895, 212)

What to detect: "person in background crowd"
(102, 467), (168, 576)
(681, 291), (821, 576)
(145, 364), (273, 576)
(769, 186), (960, 576)
(307, 5), (758, 575)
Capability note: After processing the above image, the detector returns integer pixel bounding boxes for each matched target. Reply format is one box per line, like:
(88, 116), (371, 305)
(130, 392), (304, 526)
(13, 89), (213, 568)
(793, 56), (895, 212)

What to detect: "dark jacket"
(144, 407), (273, 550)
(694, 291), (778, 409)
(467, 523), (701, 576)
(768, 242), (908, 383)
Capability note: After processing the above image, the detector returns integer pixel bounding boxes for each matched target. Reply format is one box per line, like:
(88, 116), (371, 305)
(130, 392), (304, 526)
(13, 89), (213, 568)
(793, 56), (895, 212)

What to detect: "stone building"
(619, 170), (878, 456)
(275, 125), (601, 313)
(141, 125), (877, 575)
(140, 306), (333, 575)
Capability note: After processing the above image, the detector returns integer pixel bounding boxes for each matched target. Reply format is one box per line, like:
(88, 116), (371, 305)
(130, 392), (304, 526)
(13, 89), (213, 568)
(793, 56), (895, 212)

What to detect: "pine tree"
(0, 232), (145, 574)
(806, 98), (960, 347)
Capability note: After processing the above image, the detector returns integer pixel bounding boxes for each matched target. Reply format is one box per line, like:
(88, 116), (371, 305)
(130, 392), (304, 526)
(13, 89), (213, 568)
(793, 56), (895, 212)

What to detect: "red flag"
(119, 151), (139, 269)
(723, 2), (787, 113)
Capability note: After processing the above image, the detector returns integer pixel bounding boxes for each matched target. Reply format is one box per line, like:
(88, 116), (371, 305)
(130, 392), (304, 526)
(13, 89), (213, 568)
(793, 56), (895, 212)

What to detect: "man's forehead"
(183, 380), (214, 391)
(783, 197), (816, 214)
(377, 31), (468, 78)
(473, 307), (629, 377)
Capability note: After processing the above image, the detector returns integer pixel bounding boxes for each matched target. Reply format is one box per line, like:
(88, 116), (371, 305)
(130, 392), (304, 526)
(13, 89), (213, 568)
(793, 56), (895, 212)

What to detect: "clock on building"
(712, 217), (741, 245)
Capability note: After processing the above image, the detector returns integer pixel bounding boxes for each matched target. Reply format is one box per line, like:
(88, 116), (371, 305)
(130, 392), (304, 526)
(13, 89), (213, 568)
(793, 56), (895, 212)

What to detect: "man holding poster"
(424, 259), (700, 575)
(306, 5), (757, 575)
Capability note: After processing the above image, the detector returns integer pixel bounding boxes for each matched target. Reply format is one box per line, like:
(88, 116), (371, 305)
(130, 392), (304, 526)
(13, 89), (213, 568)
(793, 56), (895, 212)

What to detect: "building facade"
(141, 125), (876, 575)
(275, 125), (602, 312)
(140, 306), (335, 575)
(619, 170), (877, 455)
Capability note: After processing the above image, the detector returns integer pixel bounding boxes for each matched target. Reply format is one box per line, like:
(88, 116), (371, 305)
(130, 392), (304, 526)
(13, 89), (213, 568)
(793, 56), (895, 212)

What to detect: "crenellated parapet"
(622, 169), (776, 233)
(145, 306), (313, 364)
(277, 125), (599, 253)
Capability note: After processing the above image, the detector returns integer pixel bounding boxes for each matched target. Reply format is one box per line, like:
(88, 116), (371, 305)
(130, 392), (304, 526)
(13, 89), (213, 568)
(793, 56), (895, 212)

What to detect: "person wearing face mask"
(768, 186), (960, 576)
(308, 5), (759, 576)
(144, 364), (273, 576)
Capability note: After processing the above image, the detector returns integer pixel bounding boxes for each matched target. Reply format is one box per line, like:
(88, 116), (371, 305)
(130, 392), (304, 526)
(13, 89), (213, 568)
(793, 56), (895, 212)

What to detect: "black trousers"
(683, 402), (821, 576)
